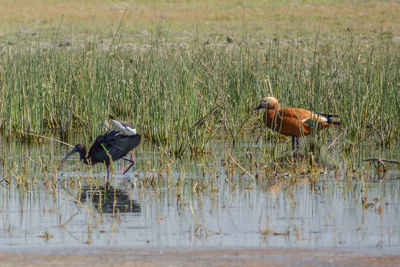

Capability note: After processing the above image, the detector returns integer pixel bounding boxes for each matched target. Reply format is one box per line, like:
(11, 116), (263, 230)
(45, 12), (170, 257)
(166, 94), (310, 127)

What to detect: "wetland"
(0, 138), (399, 253)
(0, 0), (400, 265)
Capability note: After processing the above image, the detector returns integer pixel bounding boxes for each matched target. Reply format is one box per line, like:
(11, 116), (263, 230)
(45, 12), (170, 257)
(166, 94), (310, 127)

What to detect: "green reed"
(0, 33), (399, 154)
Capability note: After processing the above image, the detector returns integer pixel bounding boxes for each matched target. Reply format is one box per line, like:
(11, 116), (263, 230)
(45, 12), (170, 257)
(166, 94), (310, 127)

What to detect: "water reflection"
(80, 185), (141, 214)
(0, 140), (399, 252)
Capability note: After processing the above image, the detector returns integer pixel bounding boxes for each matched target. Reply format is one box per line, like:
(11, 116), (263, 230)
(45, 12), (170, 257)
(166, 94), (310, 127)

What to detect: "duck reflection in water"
(80, 185), (141, 214)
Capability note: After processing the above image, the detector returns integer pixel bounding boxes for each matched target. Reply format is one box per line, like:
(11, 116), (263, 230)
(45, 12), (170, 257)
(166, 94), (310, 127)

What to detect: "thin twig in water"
(67, 195), (99, 219)
(255, 133), (263, 144)
(364, 158), (400, 165)
(18, 130), (74, 147)
(364, 158), (400, 173)
(0, 178), (9, 187)
(231, 110), (258, 146)
(327, 132), (343, 151)
(228, 153), (256, 180)
(60, 213), (79, 228)
(189, 104), (220, 132)
(178, 103), (220, 154)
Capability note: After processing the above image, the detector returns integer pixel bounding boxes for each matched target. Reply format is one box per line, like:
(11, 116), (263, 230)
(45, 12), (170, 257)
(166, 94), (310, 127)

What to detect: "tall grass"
(0, 33), (399, 154)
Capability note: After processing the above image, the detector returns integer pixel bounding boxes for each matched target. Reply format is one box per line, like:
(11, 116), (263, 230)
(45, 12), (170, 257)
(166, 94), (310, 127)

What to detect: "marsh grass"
(0, 30), (399, 155)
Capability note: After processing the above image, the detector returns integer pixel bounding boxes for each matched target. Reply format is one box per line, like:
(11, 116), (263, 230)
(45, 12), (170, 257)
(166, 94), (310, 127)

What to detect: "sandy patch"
(0, 248), (399, 267)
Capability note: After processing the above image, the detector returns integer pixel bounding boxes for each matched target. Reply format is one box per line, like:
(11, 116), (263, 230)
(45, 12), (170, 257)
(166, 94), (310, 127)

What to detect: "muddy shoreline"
(0, 248), (399, 267)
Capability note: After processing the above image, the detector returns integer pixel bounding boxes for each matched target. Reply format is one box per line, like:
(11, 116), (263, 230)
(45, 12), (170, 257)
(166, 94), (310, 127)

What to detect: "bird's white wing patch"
(125, 126), (137, 135)
(111, 119), (124, 130)
(111, 119), (136, 135)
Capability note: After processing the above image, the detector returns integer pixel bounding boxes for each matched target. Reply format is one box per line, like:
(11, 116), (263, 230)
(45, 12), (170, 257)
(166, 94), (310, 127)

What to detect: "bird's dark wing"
(88, 130), (119, 164)
(108, 134), (141, 161)
(88, 131), (141, 164)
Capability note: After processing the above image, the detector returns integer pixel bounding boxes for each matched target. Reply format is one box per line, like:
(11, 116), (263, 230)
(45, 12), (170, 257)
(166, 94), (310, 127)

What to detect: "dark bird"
(254, 96), (341, 150)
(104, 116), (137, 173)
(58, 130), (141, 181)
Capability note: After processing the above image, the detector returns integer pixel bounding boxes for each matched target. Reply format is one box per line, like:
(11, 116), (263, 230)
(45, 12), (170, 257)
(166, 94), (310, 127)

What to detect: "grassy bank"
(1, 0), (400, 43)
(0, 32), (399, 154)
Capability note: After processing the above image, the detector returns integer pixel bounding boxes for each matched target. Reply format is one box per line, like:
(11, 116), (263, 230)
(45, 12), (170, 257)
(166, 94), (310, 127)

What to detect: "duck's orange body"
(264, 107), (332, 138)
(255, 97), (340, 149)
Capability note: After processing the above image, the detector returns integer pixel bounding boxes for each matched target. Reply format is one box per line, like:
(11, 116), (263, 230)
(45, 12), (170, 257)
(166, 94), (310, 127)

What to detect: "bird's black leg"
(105, 164), (110, 186)
(291, 137), (300, 151)
(120, 151), (134, 174)
(121, 157), (134, 175)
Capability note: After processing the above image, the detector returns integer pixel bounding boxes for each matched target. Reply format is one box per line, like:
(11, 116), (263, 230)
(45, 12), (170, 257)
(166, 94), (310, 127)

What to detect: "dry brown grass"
(1, 0), (399, 40)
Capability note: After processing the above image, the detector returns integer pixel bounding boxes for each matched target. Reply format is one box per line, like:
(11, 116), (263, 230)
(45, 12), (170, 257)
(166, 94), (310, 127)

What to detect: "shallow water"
(0, 139), (399, 254)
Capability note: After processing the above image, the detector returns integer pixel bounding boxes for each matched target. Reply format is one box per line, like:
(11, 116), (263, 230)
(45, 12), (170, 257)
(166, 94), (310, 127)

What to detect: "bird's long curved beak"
(254, 104), (263, 111)
(58, 147), (78, 171)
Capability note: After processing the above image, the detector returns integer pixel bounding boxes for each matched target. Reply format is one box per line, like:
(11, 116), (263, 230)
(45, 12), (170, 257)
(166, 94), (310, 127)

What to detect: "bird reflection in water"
(80, 185), (141, 214)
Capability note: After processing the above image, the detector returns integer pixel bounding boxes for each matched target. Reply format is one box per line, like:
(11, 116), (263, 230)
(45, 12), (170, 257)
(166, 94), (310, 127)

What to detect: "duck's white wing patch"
(301, 112), (328, 129)
(303, 112), (328, 123)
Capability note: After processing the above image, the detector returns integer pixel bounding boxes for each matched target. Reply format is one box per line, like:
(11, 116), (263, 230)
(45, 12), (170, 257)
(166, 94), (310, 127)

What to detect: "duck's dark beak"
(58, 146), (78, 171)
(254, 104), (263, 111)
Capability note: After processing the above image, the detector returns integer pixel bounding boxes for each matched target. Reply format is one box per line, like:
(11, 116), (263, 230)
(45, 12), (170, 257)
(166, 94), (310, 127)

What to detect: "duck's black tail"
(317, 113), (341, 125)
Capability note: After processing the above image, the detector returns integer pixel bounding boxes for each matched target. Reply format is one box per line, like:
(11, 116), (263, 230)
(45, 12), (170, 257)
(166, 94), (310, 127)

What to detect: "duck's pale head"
(254, 97), (280, 110)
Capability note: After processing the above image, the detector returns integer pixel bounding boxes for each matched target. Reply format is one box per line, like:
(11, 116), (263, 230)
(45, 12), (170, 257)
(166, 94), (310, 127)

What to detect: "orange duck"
(254, 97), (340, 150)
